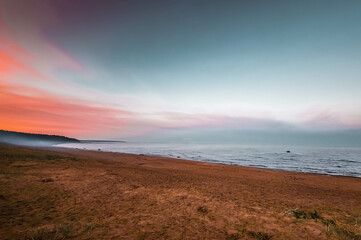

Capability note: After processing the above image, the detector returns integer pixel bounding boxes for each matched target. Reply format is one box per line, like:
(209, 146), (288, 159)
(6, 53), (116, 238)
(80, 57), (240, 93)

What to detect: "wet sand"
(1, 144), (360, 239)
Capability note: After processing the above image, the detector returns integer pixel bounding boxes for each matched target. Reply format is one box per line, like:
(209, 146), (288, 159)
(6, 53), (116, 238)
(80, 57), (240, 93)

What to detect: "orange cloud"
(0, 43), (129, 137)
(0, 83), (131, 137)
(0, 10), (132, 138)
(0, 36), (54, 84)
(0, 49), (36, 77)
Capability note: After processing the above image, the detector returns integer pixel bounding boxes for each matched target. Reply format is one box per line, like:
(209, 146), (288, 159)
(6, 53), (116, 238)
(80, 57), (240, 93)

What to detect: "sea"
(57, 142), (361, 178)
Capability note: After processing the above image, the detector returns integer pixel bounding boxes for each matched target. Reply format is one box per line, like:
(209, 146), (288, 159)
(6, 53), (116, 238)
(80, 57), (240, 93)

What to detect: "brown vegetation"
(0, 144), (360, 239)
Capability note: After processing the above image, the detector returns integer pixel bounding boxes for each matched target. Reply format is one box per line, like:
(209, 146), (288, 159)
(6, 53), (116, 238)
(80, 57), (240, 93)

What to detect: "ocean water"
(57, 142), (361, 178)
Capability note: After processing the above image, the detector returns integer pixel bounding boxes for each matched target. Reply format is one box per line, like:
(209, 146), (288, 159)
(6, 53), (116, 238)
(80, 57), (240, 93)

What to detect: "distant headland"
(0, 130), (80, 146)
(0, 130), (126, 147)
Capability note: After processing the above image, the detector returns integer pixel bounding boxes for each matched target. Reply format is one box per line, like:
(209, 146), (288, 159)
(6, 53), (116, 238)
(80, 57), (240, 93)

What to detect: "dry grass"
(1, 144), (361, 239)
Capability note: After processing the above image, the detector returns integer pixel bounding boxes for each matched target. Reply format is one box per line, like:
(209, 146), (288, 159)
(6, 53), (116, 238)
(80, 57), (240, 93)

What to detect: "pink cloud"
(297, 105), (361, 129)
(0, 83), (131, 137)
(0, 10), (132, 138)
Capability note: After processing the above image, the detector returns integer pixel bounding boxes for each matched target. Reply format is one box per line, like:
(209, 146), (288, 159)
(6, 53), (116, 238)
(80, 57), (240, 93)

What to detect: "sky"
(1, 0), (361, 144)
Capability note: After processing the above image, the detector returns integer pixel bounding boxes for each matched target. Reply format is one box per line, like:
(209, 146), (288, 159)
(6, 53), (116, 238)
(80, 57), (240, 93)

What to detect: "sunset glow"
(1, 1), (361, 140)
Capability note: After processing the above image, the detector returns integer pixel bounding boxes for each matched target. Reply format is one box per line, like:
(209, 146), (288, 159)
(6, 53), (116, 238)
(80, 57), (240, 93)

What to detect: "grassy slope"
(0, 144), (360, 239)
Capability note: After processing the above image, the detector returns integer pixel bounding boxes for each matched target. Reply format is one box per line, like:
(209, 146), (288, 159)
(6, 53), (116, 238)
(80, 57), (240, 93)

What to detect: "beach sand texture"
(1, 144), (361, 239)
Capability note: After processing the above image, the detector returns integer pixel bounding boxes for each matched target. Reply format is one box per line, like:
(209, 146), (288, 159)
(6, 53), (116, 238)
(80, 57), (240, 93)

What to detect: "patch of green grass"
(289, 209), (361, 240)
(332, 226), (361, 240)
(197, 206), (209, 214)
(309, 210), (322, 220)
(291, 209), (322, 220)
(41, 178), (54, 183)
(322, 218), (336, 228)
(247, 231), (273, 240)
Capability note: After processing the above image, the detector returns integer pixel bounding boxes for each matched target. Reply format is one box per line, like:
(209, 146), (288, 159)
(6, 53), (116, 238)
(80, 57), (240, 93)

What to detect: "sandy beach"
(1, 144), (360, 239)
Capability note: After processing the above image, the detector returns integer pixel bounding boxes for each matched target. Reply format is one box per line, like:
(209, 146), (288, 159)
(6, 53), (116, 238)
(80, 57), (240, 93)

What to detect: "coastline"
(1, 144), (361, 239)
(56, 143), (361, 179)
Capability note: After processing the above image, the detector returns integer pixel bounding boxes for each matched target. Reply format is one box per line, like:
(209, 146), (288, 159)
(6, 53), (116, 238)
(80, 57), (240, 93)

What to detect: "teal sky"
(50, 0), (361, 117)
(1, 0), (361, 142)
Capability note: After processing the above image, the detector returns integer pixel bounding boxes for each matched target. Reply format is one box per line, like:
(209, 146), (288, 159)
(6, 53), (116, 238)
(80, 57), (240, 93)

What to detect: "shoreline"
(1, 144), (361, 239)
(54, 144), (361, 179)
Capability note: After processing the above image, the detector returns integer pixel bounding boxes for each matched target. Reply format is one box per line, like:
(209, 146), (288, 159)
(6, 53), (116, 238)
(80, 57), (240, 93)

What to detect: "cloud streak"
(0, 82), (132, 137)
(0, 8), (131, 138)
(1, 1), (360, 140)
